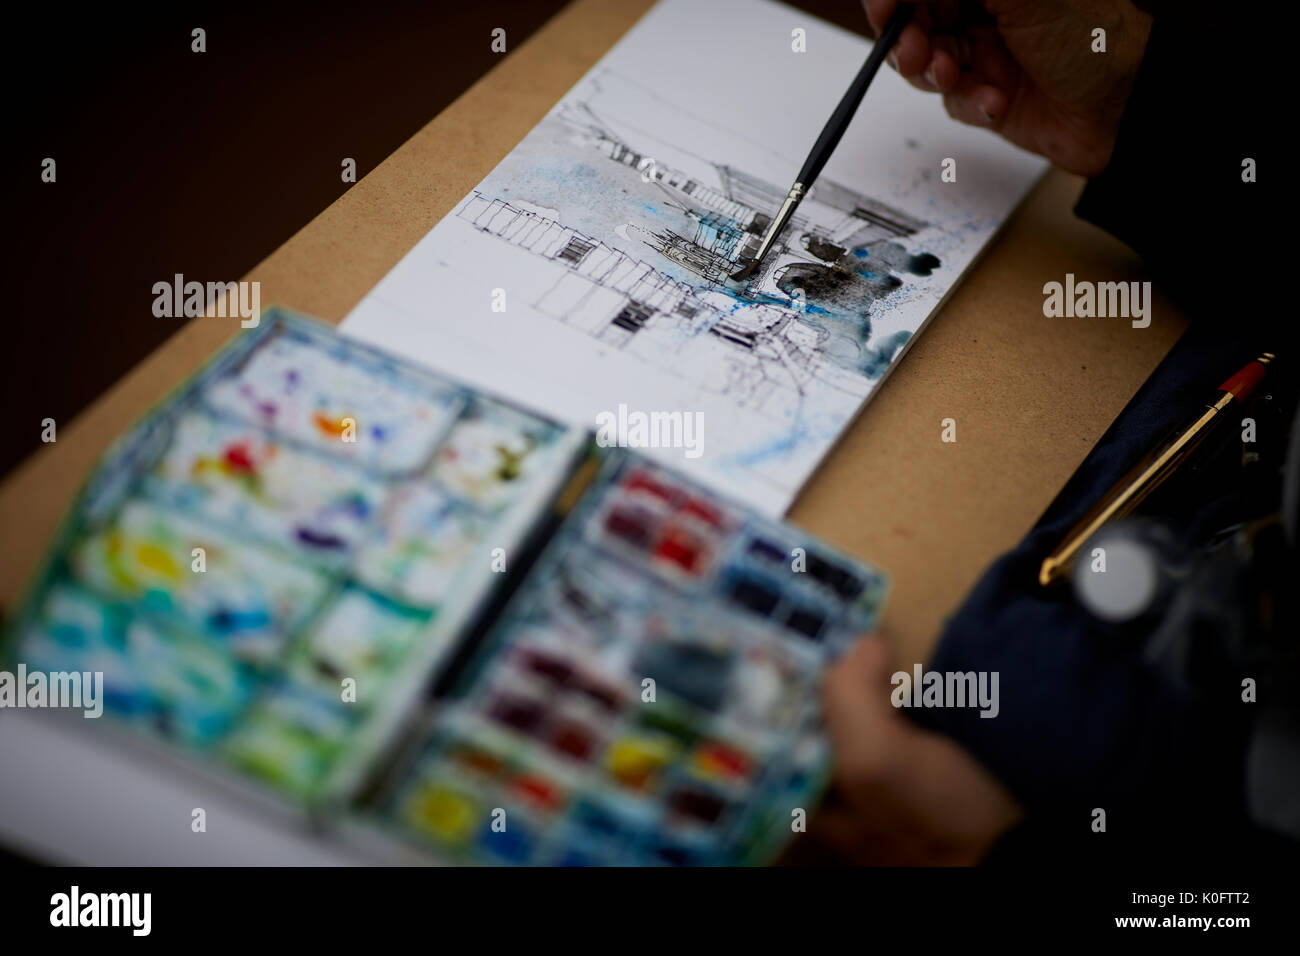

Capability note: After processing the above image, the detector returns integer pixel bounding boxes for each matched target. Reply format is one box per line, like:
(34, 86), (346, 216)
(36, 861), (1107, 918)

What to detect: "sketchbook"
(343, 0), (1048, 516)
(3, 309), (887, 865)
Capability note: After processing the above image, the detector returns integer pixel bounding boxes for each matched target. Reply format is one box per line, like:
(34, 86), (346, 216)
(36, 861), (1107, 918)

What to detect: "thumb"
(822, 634), (912, 778)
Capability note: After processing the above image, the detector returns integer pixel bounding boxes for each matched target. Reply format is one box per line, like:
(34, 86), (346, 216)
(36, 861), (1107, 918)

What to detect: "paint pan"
(70, 498), (331, 661)
(204, 323), (462, 475)
(353, 486), (489, 609)
(430, 400), (565, 512)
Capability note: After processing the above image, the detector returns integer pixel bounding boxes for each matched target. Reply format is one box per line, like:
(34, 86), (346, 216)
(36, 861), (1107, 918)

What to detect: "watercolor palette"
(376, 454), (887, 865)
(3, 308), (888, 865)
(5, 310), (583, 804)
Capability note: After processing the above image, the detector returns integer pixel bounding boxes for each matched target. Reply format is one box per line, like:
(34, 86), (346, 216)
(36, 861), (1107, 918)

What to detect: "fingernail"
(923, 69), (936, 88)
(980, 107), (995, 124)
(889, 50), (899, 70)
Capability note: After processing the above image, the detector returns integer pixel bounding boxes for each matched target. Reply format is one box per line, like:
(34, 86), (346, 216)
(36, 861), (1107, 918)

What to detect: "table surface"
(0, 0), (1186, 668)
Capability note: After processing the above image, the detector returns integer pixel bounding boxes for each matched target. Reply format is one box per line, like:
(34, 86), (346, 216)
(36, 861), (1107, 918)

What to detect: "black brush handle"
(796, 3), (914, 186)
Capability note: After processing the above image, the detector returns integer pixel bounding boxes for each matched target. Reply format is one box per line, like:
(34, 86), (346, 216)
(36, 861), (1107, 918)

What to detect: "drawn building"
(562, 100), (927, 291)
(451, 109), (932, 414)
(456, 191), (869, 417)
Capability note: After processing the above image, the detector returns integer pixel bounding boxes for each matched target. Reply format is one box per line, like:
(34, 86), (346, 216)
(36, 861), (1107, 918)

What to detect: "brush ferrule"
(742, 181), (806, 279)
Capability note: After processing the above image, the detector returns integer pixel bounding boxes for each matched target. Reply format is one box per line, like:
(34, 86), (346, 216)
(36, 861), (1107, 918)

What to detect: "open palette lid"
(4, 309), (587, 811)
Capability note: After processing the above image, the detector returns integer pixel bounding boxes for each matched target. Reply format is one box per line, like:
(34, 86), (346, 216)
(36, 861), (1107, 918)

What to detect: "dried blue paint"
(860, 330), (912, 379)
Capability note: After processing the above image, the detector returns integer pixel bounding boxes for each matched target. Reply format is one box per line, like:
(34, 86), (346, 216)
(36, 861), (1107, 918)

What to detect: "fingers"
(898, 26), (1018, 127)
(942, 77), (1009, 128)
(863, 0), (903, 38)
(864, 1), (928, 79)
(822, 635), (910, 786)
(866, 1), (1005, 101)
(927, 46), (962, 92)
(894, 20), (933, 80)
(823, 634), (897, 731)
(821, 634), (1024, 865)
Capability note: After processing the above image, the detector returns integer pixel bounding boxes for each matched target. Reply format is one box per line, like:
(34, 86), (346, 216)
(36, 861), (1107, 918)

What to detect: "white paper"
(343, 0), (1048, 516)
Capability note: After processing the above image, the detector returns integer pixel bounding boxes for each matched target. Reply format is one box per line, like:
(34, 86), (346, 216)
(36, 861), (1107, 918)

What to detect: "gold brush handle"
(1038, 393), (1232, 586)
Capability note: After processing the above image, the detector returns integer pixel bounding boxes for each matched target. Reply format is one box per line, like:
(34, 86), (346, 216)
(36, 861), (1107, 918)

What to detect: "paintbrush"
(730, 4), (914, 283)
(1038, 352), (1276, 586)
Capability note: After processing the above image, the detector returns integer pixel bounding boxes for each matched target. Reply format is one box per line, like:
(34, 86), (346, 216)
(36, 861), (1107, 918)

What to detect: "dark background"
(2, 0), (869, 479)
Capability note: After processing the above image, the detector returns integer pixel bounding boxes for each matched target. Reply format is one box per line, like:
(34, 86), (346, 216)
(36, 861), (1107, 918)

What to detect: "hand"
(812, 634), (1022, 865)
(864, 0), (1153, 177)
